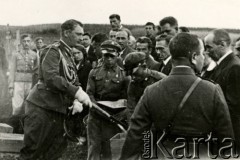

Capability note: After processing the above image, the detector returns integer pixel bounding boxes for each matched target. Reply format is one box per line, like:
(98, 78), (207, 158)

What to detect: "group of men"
(1, 14), (240, 160)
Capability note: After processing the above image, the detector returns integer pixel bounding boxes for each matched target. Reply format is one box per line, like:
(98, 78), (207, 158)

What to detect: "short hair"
(116, 29), (130, 39)
(160, 16), (178, 27)
(212, 29), (231, 46)
(21, 34), (31, 40)
(35, 37), (44, 42)
(91, 33), (108, 44)
(145, 22), (155, 30)
(179, 26), (190, 33)
(74, 45), (87, 57)
(136, 36), (152, 49)
(169, 33), (200, 60)
(155, 34), (173, 45)
(83, 32), (91, 39)
(61, 19), (83, 34)
(109, 14), (121, 21)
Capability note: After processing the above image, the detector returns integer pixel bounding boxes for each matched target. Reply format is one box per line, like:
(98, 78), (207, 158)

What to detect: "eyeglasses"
(116, 37), (127, 40)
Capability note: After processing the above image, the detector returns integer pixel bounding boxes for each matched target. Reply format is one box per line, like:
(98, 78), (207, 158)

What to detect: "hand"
(71, 100), (83, 115)
(9, 88), (14, 97)
(75, 87), (92, 108)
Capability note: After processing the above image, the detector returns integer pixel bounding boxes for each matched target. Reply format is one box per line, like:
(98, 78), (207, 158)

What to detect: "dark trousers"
(19, 101), (67, 160)
(87, 111), (121, 160)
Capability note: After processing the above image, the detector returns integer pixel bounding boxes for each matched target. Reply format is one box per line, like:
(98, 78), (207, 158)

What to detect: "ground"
(0, 142), (88, 160)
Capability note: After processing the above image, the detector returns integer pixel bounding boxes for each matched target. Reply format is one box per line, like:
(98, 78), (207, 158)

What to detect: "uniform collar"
(170, 66), (195, 75)
(103, 64), (118, 72)
(60, 39), (72, 52)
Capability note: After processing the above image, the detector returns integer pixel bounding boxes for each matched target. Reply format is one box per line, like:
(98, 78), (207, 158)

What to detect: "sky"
(0, 0), (240, 29)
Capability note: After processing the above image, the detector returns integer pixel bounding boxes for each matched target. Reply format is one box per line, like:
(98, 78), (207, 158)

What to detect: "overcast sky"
(0, 0), (240, 29)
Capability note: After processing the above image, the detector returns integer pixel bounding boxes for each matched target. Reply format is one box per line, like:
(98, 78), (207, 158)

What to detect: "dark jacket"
(26, 40), (79, 114)
(209, 53), (240, 115)
(159, 58), (172, 75)
(117, 46), (135, 68)
(76, 59), (92, 91)
(86, 45), (97, 64)
(120, 67), (234, 159)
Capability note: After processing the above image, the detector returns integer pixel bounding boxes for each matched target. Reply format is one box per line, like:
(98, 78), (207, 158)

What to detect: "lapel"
(210, 53), (234, 80)
(162, 59), (172, 75)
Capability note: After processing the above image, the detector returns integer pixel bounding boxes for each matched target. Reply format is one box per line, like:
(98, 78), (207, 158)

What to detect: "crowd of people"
(1, 14), (240, 160)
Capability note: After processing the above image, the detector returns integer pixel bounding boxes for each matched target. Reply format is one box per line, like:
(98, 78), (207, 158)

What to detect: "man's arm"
(226, 65), (240, 114)
(212, 84), (234, 139)
(120, 87), (152, 160)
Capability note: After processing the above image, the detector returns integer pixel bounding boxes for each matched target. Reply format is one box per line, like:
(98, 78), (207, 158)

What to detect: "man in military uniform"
(124, 52), (166, 121)
(86, 40), (130, 160)
(19, 19), (92, 160)
(8, 34), (37, 116)
(120, 33), (234, 159)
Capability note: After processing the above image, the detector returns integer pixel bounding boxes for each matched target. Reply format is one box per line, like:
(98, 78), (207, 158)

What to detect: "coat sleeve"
(41, 48), (79, 98)
(212, 84), (234, 140)
(119, 87), (153, 160)
(226, 65), (240, 114)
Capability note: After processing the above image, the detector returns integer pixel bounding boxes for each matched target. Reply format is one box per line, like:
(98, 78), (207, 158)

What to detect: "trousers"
(19, 102), (67, 160)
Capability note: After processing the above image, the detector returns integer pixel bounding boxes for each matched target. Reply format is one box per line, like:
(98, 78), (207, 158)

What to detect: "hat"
(123, 52), (146, 71)
(101, 40), (122, 52)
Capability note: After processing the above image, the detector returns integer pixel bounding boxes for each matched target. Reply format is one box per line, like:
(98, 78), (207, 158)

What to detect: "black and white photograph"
(0, 0), (240, 159)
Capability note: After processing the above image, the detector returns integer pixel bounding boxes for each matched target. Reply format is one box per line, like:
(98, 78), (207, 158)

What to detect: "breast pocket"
(95, 76), (104, 90)
(110, 78), (123, 90)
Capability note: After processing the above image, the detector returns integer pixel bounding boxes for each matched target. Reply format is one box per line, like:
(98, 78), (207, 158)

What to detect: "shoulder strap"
(164, 77), (202, 134)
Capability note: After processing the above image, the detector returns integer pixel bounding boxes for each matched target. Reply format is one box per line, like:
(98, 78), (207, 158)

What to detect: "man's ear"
(191, 52), (197, 65)
(63, 30), (70, 38)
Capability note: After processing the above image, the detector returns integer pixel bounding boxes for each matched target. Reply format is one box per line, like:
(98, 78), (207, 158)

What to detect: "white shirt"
(217, 50), (232, 65)
(163, 56), (171, 65)
(85, 46), (90, 53)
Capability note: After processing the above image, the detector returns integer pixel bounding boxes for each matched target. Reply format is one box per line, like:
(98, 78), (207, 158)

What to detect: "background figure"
(159, 16), (178, 36)
(145, 22), (157, 59)
(155, 34), (173, 75)
(82, 33), (97, 66)
(136, 36), (159, 71)
(0, 47), (8, 100)
(91, 32), (108, 67)
(109, 30), (118, 41)
(32, 37), (46, 87)
(109, 14), (132, 36)
(116, 30), (135, 67)
(179, 26), (190, 33)
(73, 45), (92, 91)
(234, 37), (240, 58)
(8, 34), (37, 116)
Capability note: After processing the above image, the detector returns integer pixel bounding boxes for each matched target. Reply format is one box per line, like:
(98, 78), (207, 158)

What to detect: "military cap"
(101, 40), (122, 53)
(123, 52), (146, 71)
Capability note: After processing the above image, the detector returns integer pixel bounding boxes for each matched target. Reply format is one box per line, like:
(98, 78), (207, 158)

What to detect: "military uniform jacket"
(9, 48), (37, 88)
(26, 40), (79, 114)
(87, 64), (129, 104)
(120, 67), (234, 159)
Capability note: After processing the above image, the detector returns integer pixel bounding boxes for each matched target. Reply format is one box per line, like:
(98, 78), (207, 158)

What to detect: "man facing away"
(119, 33), (234, 159)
